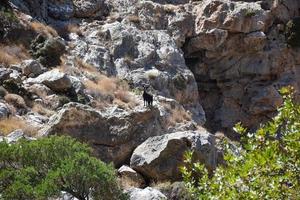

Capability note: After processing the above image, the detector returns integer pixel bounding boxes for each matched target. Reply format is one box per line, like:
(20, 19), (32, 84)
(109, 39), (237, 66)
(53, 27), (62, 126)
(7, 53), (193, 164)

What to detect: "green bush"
(285, 17), (300, 47)
(0, 136), (127, 200)
(181, 86), (300, 199)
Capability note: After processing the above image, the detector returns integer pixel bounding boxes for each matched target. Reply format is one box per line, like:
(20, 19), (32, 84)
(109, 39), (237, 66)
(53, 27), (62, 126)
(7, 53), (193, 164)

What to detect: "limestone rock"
(4, 129), (35, 143)
(73, 0), (108, 18)
(39, 103), (165, 166)
(248, 86), (283, 115)
(0, 102), (9, 119)
(127, 187), (167, 200)
(118, 165), (146, 189)
(150, 0), (189, 5)
(194, 0), (272, 34)
(154, 182), (191, 200)
(130, 130), (216, 181)
(184, 0), (300, 132)
(70, 21), (205, 124)
(21, 59), (43, 77)
(0, 68), (12, 82)
(26, 69), (72, 92)
(48, 0), (74, 20)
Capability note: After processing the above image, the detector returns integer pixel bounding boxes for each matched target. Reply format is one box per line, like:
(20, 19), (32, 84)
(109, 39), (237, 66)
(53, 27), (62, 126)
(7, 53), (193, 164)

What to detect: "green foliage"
(285, 17), (300, 47)
(0, 7), (18, 23)
(132, 87), (143, 95)
(245, 8), (257, 18)
(0, 136), (127, 200)
(181, 86), (300, 199)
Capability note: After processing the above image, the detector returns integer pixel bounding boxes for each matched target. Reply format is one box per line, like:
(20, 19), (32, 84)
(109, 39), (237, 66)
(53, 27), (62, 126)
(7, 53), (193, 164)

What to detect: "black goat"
(143, 86), (153, 107)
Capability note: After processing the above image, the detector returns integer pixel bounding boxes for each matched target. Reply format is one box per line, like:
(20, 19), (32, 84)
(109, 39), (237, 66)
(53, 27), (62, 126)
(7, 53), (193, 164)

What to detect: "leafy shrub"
(285, 17), (300, 47)
(0, 136), (127, 200)
(181, 86), (300, 199)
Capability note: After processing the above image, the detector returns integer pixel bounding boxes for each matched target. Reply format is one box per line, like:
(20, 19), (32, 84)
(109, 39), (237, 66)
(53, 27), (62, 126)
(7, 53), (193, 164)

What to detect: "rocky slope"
(0, 0), (299, 199)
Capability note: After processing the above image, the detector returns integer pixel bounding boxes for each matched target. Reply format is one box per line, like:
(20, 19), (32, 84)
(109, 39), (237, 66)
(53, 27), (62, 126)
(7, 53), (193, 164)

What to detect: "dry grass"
(0, 45), (30, 66)
(0, 117), (38, 136)
(163, 5), (177, 14)
(84, 73), (137, 109)
(4, 94), (26, 109)
(84, 77), (117, 96)
(74, 58), (97, 73)
(55, 23), (83, 38)
(163, 103), (192, 126)
(58, 58), (98, 77)
(127, 15), (141, 23)
(32, 103), (55, 117)
(30, 21), (58, 37)
(65, 24), (82, 36)
(107, 13), (121, 22)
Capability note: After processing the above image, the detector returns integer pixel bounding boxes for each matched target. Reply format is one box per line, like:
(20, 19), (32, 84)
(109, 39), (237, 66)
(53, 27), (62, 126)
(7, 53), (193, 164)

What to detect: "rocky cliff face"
(185, 0), (300, 134)
(1, 0), (300, 198)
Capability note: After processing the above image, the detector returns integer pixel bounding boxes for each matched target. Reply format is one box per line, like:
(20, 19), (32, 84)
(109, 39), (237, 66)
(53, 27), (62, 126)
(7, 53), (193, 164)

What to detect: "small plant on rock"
(245, 8), (257, 17)
(285, 17), (300, 47)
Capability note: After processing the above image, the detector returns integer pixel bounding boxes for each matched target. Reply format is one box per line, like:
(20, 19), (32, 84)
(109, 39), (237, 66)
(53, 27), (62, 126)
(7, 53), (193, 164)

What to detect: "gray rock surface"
(39, 103), (165, 166)
(69, 21), (205, 124)
(0, 68), (12, 82)
(21, 59), (44, 77)
(26, 69), (72, 92)
(184, 0), (300, 131)
(4, 129), (36, 143)
(127, 187), (167, 200)
(118, 165), (146, 189)
(0, 102), (9, 119)
(73, 0), (108, 18)
(130, 130), (216, 181)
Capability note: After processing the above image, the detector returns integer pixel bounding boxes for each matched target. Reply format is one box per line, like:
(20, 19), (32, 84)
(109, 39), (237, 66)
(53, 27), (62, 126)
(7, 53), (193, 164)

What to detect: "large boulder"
(39, 103), (165, 166)
(26, 69), (72, 92)
(130, 130), (217, 182)
(127, 187), (167, 200)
